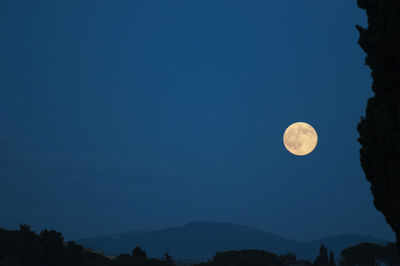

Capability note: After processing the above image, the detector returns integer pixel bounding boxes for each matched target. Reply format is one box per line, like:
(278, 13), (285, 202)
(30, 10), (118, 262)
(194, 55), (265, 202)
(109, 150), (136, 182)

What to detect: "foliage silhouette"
(132, 246), (148, 261)
(0, 226), (172, 266)
(313, 245), (329, 266)
(40, 229), (66, 266)
(356, 0), (400, 252)
(329, 250), (335, 266)
(197, 249), (282, 266)
(340, 242), (400, 266)
(7, 226), (394, 266)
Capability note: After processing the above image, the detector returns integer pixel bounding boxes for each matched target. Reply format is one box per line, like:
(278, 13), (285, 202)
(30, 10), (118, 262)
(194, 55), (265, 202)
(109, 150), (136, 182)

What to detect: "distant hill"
(77, 221), (389, 262)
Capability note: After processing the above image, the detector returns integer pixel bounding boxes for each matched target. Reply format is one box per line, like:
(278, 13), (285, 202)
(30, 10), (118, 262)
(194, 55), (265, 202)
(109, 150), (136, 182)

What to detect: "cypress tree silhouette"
(356, 0), (400, 252)
(314, 245), (329, 266)
(329, 250), (335, 266)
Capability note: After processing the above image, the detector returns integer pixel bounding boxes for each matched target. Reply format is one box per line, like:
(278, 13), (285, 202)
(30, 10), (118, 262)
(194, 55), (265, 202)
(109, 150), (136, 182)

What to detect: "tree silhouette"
(339, 242), (400, 266)
(39, 229), (66, 266)
(132, 246), (148, 261)
(329, 250), (335, 266)
(18, 224), (41, 266)
(356, 0), (400, 252)
(207, 250), (282, 266)
(65, 241), (85, 266)
(314, 245), (329, 266)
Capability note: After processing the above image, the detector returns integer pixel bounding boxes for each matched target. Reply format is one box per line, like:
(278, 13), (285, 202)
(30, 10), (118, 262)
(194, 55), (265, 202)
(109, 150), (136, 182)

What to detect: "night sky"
(0, 1), (395, 242)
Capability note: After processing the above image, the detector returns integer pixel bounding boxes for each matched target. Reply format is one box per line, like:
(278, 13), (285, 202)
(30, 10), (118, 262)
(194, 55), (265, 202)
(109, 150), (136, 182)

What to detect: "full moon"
(283, 122), (318, 156)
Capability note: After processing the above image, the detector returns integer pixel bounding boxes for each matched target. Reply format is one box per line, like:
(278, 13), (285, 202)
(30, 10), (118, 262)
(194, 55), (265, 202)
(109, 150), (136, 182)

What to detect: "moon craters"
(283, 122), (318, 156)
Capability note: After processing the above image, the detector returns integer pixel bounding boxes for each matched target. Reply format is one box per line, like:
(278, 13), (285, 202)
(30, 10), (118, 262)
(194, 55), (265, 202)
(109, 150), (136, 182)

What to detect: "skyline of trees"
(1, 225), (397, 266)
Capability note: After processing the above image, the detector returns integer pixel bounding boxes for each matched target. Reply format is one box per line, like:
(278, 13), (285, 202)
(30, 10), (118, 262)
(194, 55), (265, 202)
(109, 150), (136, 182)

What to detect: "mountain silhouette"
(77, 221), (388, 262)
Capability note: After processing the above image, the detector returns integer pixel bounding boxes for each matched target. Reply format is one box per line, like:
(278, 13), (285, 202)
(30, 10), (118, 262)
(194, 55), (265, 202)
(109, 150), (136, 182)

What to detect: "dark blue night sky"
(0, 0), (394, 241)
